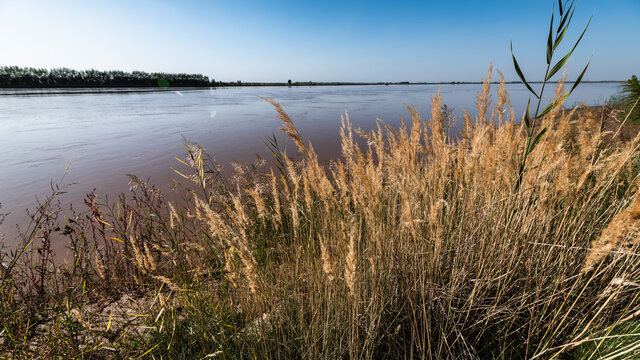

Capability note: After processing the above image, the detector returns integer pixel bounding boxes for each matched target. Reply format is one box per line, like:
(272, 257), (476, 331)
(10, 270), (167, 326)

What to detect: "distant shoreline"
(0, 80), (623, 96)
(0, 66), (623, 92)
(208, 80), (623, 87)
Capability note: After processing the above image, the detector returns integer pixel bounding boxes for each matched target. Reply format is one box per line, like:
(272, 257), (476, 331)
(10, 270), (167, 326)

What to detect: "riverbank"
(578, 103), (640, 142)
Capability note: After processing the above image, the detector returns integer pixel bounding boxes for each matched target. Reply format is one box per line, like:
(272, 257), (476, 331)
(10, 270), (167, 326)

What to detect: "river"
(0, 83), (621, 246)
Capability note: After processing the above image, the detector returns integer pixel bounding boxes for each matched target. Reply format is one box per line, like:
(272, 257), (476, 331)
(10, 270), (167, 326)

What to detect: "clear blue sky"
(0, 0), (637, 82)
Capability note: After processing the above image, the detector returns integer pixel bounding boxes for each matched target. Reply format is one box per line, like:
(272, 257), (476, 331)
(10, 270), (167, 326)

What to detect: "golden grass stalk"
(319, 235), (335, 281)
(129, 235), (147, 273)
(260, 96), (308, 157)
(247, 186), (267, 220)
(152, 275), (182, 292)
(94, 252), (106, 280)
(583, 194), (640, 273)
(270, 169), (282, 228)
(344, 225), (357, 298)
(167, 201), (178, 229)
(144, 242), (157, 272)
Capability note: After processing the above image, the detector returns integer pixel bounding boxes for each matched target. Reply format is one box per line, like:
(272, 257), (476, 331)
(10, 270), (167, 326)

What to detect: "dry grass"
(2, 71), (640, 359)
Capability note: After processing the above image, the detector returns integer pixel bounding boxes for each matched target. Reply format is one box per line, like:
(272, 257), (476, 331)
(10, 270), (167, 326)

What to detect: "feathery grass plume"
(94, 252), (106, 280)
(230, 192), (248, 227)
(167, 201), (178, 229)
(224, 247), (237, 285)
(247, 186), (268, 220)
(261, 96), (308, 157)
(269, 169), (282, 228)
(129, 235), (148, 273)
(476, 64), (493, 125)
(302, 171), (313, 212)
(284, 155), (300, 197)
(231, 250), (259, 298)
(236, 241), (259, 296)
(320, 236), (335, 282)
(583, 194), (640, 272)
(496, 70), (513, 125)
(152, 275), (182, 292)
(194, 193), (259, 295)
(194, 196), (228, 237)
(143, 242), (157, 272)
(340, 113), (357, 163)
(344, 223), (357, 298)
(282, 155), (300, 236)
(70, 308), (90, 330)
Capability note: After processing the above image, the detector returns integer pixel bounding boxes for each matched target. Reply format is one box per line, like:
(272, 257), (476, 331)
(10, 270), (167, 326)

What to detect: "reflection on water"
(0, 83), (621, 243)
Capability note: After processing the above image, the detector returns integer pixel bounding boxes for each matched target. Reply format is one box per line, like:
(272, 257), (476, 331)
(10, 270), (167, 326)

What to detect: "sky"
(0, 0), (638, 82)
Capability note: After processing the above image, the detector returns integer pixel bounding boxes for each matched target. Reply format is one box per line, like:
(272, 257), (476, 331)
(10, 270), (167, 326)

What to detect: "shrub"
(621, 75), (640, 123)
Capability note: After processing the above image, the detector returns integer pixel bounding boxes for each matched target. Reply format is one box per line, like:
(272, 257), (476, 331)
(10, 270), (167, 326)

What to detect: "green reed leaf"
(549, 15), (591, 81)
(559, 0), (564, 16)
(511, 42), (539, 98)
(537, 100), (559, 119)
(557, 0), (575, 33)
(571, 14), (592, 53)
(524, 98), (531, 130)
(554, 21), (569, 50)
(555, 4), (575, 49)
(570, 57), (591, 94)
(546, 52), (572, 81)
(547, 12), (555, 64)
(527, 128), (547, 155)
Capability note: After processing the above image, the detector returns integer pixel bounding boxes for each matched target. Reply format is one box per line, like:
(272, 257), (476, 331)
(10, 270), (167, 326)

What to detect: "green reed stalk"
(513, 0), (592, 190)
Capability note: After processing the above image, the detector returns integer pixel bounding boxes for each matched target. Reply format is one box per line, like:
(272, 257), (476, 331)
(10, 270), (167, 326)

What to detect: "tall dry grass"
(2, 71), (640, 359)
(223, 70), (640, 359)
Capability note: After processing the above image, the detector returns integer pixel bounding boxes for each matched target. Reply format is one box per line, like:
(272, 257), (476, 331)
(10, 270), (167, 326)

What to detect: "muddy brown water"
(0, 83), (621, 254)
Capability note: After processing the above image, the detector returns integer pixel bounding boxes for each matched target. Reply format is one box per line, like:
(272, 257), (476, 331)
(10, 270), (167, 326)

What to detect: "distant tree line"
(0, 66), (211, 88)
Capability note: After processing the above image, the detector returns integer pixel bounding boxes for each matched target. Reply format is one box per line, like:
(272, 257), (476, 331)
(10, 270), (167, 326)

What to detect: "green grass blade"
(557, 0), (575, 33)
(524, 98), (531, 130)
(558, 0), (564, 16)
(569, 57), (591, 94)
(511, 42), (539, 98)
(547, 12), (555, 64)
(546, 51), (572, 81)
(554, 4), (575, 50)
(537, 100), (559, 119)
(554, 22), (569, 50)
(527, 128), (547, 155)
(548, 13), (589, 80)
(570, 14), (592, 54)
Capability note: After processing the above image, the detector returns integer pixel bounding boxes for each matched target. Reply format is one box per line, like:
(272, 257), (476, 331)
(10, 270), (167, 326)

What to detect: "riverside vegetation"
(1, 66), (554, 89)
(620, 75), (640, 123)
(0, 67), (211, 88)
(3, 1), (640, 359)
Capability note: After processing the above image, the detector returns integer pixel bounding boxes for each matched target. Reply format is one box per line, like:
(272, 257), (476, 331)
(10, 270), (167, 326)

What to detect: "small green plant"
(511, 0), (592, 189)
(621, 75), (640, 123)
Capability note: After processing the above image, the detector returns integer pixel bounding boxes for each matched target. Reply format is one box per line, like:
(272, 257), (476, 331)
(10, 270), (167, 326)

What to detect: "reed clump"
(2, 72), (640, 359)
